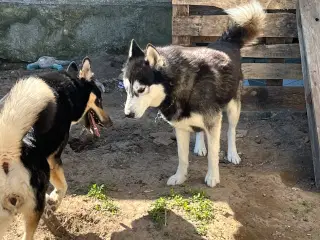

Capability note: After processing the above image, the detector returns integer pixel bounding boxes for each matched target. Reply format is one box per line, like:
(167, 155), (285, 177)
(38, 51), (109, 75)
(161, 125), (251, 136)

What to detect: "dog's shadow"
(41, 214), (103, 240)
(74, 233), (103, 240)
(43, 210), (204, 240)
(110, 210), (206, 240)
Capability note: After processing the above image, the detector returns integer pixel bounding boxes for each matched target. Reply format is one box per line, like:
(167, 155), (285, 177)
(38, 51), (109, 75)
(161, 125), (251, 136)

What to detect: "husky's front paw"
(227, 151), (241, 164)
(167, 174), (187, 186)
(205, 171), (220, 188)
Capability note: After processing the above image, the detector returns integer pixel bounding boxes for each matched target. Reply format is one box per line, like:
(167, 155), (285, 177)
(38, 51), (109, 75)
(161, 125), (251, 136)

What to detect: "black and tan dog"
(0, 58), (112, 239)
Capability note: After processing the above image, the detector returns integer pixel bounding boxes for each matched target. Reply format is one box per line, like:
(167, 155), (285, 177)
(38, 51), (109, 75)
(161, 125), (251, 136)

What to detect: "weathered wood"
(176, 39), (301, 58)
(173, 13), (297, 38)
(191, 36), (219, 44)
(242, 63), (302, 79)
(190, 5), (224, 15)
(241, 43), (300, 58)
(241, 86), (305, 111)
(265, 38), (287, 86)
(172, 5), (191, 46)
(297, 0), (320, 187)
(172, 0), (296, 10)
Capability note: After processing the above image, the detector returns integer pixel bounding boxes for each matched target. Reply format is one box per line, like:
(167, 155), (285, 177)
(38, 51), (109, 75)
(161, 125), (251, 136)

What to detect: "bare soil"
(2, 54), (320, 240)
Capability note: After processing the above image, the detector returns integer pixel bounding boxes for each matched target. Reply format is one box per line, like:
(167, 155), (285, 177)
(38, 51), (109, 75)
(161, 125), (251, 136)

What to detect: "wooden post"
(172, 5), (191, 46)
(297, 0), (320, 187)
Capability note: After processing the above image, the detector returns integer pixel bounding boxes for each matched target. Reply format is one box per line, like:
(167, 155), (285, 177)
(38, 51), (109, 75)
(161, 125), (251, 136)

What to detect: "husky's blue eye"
(137, 87), (146, 94)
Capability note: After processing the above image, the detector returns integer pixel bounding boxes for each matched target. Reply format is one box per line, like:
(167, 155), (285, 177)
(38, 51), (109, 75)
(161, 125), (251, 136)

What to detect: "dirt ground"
(1, 54), (320, 240)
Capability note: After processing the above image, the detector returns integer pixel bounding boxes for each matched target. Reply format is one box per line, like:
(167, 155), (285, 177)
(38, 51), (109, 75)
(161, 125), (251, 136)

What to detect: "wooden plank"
(241, 43), (300, 58)
(191, 36), (219, 44)
(265, 38), (286, 86)
(172, 0), (296, 10)
(173, 13), (297, 38)
(189, 39), (301, 58)
(172, 5), (191, 46)
(242, 63), (302, 79)
(297, 0), (320, 187)
(241, 86), (305, 111)
(190, 5), (224, 15)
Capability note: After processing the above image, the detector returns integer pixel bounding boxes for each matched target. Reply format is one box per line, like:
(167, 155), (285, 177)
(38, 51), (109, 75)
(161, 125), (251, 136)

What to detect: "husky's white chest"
(160, 112), (205, 132)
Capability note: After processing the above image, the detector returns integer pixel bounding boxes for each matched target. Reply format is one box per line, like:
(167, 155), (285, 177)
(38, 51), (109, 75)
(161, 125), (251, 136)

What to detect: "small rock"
(307, 233), (311, 236)
(304, 136), (310, 143)
(143, 190), (154, 193)
(255, 136), (262, 144)
(133, 129), (142, 135)
(236, 130), (248, 138)
(150, 132), (175, 145)
(153, 137), (174, 146)
(262, 193), (266, 197)
(286, 115), (295, 121)
(273, 140), (281, 146)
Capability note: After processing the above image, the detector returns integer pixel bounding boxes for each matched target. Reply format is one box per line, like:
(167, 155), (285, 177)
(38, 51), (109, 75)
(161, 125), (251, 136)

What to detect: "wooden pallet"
(172, 0), (304, 111)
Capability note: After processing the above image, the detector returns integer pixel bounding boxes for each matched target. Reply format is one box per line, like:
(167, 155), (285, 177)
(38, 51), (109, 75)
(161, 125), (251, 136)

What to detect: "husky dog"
(122, 1), (265, 187)
(0, 58), (112, 239)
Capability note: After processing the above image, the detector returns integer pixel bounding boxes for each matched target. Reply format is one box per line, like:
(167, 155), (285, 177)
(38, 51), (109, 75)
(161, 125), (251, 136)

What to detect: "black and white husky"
(122, 1), (265, 187)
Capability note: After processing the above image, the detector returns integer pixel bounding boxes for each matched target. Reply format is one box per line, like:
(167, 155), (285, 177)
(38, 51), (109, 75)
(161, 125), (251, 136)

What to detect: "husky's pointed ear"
(79, 57), (94, 81)
(129, 39), (144, 58)
(146, 44), (163, 67)
(67, 61), (78, 73)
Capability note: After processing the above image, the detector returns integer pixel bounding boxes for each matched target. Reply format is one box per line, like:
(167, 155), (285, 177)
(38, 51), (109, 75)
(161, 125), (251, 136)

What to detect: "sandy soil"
(1, 54), (320, 240)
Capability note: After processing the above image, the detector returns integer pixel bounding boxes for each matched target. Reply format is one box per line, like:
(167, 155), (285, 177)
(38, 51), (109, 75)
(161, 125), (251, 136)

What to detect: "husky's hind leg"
(193, 131), (207, 156)
(226, 99), (241, 164)
(205, 112), (222, 188)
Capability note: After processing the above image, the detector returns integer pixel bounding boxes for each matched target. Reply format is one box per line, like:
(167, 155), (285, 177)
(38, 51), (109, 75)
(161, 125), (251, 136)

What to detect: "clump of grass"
(88, 184), (119, 214)
(148, 188), (214, 235)
(149, 197), (168, 226)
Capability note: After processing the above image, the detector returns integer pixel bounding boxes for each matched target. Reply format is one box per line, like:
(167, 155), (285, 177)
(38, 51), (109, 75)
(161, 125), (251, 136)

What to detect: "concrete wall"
(0, 0), (172, 62)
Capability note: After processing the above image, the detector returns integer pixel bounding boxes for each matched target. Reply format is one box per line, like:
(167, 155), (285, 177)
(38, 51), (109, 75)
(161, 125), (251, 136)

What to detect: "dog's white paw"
(193, 145), (207, 156)
(43, 190), (63, 218)
(227, 151), (241, 164)
(167, 173), (187, 186)
(43, 194), (56, 218)
(205, 171), (220, 188)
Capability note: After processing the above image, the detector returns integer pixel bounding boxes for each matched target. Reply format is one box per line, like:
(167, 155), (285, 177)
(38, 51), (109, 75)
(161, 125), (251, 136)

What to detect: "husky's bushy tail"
(220, 0), (266, 47)
(0, 77), (56, 159)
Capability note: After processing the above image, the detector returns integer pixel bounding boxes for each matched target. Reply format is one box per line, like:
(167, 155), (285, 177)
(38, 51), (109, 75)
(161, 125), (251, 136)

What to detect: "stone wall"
(0, 0), (171, 61)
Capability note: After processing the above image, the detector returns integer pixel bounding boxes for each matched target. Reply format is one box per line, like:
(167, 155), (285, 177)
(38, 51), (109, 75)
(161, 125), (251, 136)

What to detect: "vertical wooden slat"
(297, 0), (320, 187)
(172, 5), (191, 46)
(265, 38), (292, 86)
(265, 8), (295, 86)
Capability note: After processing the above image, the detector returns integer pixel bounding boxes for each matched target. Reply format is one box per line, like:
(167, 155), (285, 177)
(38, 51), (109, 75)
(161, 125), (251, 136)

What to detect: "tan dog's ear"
(79, 57), (94, 81)
(145, 44), (163, 67)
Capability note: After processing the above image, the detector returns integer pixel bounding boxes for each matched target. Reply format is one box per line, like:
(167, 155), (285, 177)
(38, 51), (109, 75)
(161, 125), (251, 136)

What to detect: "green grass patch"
(148, 188), (214, 235)
(88, 184), (119, 214)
